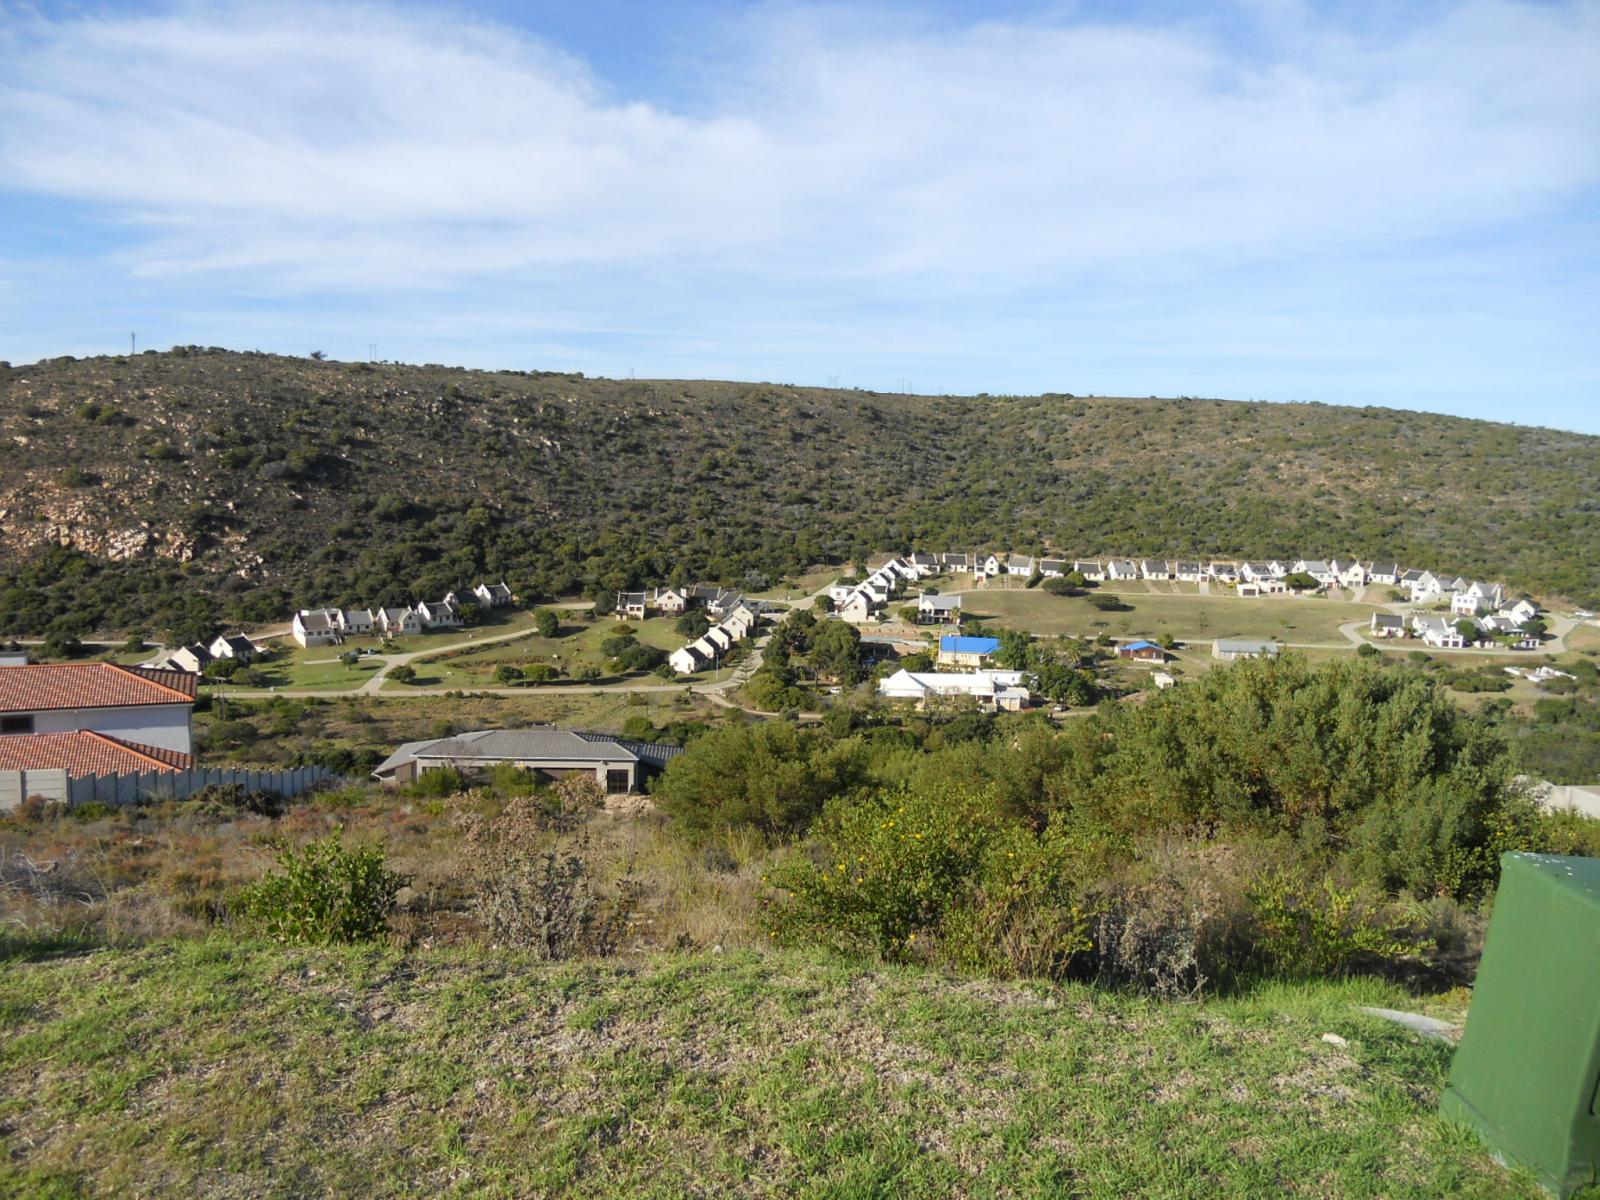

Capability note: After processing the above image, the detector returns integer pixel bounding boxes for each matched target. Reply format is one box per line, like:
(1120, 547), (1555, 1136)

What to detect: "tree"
(653, 723), (866, 838)
(992, 629), (1034, 671)
(1283, 572), (1320, 592)
(533, 609), (560, 638)
(1028, 659), (1095, 705)
(674, 609), (709, 638)
(810, 620), (864, 684)
(1454, 618), (1481, 643)
(389, 664), (417, 684)
(494, 664), (525, 684)
(813, 594), (835, 615)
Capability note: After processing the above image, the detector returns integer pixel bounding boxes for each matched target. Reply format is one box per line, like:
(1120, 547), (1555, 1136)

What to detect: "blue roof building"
(939, 635), (1000, 657)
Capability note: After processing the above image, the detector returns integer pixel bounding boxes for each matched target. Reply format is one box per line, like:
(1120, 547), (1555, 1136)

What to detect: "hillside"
(0, 940), (1550, 1199)
(2, 348), (1597, 638)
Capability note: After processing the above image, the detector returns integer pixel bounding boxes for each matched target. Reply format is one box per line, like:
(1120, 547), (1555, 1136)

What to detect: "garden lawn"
(0, 941), (1564, 1200)
(964, 588), (1376, 643)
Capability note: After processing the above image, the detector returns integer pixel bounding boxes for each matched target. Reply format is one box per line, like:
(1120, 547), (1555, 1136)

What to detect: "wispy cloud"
(0, 1), (1596, 429)
(3, 0), (1596, 291)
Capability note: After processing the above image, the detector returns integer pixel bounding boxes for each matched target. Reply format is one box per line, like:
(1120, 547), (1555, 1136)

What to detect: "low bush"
(768, 783), (1096, 981)
(458, 786), (639, 958)
(1245, 867), (1421, 979)
(234, 832), (406, 944)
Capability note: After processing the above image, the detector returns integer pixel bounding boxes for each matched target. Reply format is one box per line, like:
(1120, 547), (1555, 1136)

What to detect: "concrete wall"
(0, 765), (337, 813)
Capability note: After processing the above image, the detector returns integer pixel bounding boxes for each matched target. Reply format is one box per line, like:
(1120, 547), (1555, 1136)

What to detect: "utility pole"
(368, 342), (377, 361)
(826, 374), (840, 389)
(130, 332), (136, 355)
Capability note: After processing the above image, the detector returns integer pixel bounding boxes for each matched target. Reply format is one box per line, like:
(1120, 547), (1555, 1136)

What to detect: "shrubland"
(4, 349), (1600, 645)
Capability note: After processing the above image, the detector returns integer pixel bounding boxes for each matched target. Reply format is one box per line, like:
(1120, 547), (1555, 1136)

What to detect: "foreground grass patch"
(0, 941), (1567, 1199)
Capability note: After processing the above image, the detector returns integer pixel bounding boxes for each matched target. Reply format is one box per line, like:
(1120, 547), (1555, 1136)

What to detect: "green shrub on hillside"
(234, 833), (405, 944)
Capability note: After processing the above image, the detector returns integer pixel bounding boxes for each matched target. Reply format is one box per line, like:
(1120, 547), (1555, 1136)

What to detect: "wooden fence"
(0, 765), (338, 813)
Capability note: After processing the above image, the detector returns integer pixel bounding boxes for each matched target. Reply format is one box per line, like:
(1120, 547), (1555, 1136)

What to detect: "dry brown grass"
(0, 785), (777, 957)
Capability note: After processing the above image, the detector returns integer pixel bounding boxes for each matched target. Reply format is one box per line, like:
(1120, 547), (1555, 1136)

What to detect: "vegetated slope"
(1, 347), (1597, 638)
(0, 940), (1545, 1199)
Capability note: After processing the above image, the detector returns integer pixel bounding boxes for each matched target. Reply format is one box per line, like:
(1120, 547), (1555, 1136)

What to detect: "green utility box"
(1442, 853), (1600, 1196)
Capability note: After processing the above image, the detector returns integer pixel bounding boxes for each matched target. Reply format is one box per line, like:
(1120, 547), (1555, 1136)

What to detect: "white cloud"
(0, 0), (1597, 300)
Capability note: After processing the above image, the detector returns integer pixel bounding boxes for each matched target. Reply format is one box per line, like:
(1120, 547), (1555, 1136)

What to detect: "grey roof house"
(372, 727), (682, 793)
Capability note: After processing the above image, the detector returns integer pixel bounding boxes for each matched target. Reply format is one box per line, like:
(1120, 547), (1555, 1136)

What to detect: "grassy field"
(0, 940), (1560, 1200)
(1569, 622), (1600, 654)
(388, 615), (729, 690)
(962, 588), (1376, 643)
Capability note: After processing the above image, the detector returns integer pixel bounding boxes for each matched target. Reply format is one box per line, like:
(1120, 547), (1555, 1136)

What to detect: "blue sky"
(2, 0), (1598, 432)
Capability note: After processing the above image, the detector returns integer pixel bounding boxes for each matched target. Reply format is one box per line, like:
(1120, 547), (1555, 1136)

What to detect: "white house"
(1331, 559), (1367, 588)
(415, 599), (463, 629)
(168, 644), (213, 674)
(1008, 555), (1036, 578)
(1410, 572), (1445, 603)
(721, 609), (757, 640)
(1209, 562), (1239, 584)
(669, 645), (707, 675)
(208, 634), (258, 662)
(940, 553), (973, 574)
(1038, 558), (1067, 578)
(703, 625), (735, 653)
(1139, 559), (1172, 580)
(877, 669), (1031, 712)
(473, 581), (515, 608)
(292, 608), (343, 648)
(340, 608), (376, 636)
(1368, 563), (1401, 586)
(979, 554), (1004, 578)
(615, 591), (652, 621)
(0, 663), (197, 759)
(376, 607), (422, 637)
(836, 590), (881, 623)
(917, 593), (962, 624)
(1480, 616), (1539, 649)
(1504, 599), (1539, 625)
(1370, 613), (1407, 638)
(1453, 582), (1506, 616)
(1175, 561), (1207, 582)
(1213, 638), (1282, 661)
(908, 552), (939, 575)
(1105, 559), (1140, 582)
(1292, 560), (1336, 587)
(1414, 614), (1469, 649)
(1074, 560), (1104, 582)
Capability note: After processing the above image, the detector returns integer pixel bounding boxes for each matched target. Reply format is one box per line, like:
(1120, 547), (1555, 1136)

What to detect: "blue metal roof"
(940, 635), (1000, 654)
(1122, 639), (1161, 652)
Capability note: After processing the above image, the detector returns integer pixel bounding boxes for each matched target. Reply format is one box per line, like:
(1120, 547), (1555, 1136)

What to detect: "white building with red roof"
(0, 663), (197, 765)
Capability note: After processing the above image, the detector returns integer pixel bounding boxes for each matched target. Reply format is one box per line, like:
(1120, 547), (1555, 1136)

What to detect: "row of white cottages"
(292, 581), (515, 647)
(886, 553), (1519, 612)
(667, 602), (762, 675)
(1371, 601), (1543, 650)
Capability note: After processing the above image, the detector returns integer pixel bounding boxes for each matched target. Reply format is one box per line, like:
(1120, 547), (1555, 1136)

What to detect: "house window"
(1, 715), (35, 735)
(605, 769), (630, 795)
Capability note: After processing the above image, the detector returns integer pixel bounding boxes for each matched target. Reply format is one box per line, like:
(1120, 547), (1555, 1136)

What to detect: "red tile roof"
(0, 663), (197, 714)
(0, 731), (193, 774)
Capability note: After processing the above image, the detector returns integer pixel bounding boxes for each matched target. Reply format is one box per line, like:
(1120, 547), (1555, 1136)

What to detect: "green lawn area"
(962, 588), (1377, 644)
(747, 565), (840, 600)
(385, 615), (704, 691)
(0, 940), (1558, 1199)
(1568, 623), (1600, 655)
